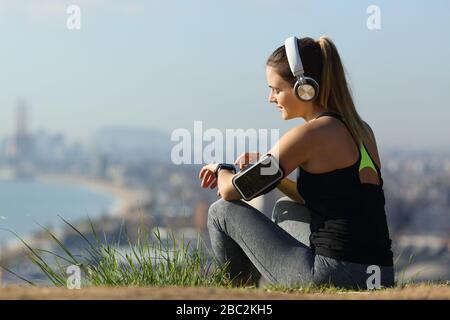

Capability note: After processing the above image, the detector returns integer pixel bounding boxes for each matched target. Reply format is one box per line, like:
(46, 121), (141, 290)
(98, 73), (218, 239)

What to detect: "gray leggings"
(207, 196), (395, 289)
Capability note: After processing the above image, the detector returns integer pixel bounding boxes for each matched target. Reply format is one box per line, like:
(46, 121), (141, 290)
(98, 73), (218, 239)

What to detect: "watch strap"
(214, 163), (236, 178)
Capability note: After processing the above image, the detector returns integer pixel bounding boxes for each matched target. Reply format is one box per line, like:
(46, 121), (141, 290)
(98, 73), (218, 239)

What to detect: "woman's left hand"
(198, 163), (220, 194)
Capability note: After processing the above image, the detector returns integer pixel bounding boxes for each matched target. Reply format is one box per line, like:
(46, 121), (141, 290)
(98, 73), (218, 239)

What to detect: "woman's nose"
(268, 94), (276, 103)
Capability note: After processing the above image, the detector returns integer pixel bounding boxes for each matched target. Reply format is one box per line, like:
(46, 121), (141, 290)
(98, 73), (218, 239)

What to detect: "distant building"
(93, 154), (109, 179)
(8, 100), (34, 162)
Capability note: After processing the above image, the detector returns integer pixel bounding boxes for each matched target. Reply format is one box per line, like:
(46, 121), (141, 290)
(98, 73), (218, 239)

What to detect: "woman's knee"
(207, 198), (241, 227)
(272, 197), (312, 246)
(272, 196), (311, 224)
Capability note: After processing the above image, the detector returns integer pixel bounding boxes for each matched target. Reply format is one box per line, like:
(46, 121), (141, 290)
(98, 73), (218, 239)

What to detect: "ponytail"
(317, 36), (372, 146)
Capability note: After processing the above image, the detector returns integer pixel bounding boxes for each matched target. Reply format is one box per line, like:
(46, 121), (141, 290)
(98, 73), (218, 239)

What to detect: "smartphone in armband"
(232, 154), (284, 201)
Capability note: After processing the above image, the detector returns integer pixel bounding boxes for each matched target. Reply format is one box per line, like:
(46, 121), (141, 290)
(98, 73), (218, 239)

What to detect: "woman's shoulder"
(311, 117), (382, 169)
(301, 116), (382, 170)
(281, 117), (343, 153)
(281, 118), (343, 160)
(286, 116), (334, 135)
(301, 116), (348, 144)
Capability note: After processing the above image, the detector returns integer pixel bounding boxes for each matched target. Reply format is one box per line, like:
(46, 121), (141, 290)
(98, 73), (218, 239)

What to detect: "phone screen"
(232, 155), (283, 200)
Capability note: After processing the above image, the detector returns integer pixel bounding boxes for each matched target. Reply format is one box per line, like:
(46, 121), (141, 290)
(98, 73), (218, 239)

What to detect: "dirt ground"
(0, 284), (448, 300)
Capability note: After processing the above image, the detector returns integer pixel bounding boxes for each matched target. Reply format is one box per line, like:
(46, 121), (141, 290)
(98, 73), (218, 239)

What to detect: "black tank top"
(297, 111), (393, 266)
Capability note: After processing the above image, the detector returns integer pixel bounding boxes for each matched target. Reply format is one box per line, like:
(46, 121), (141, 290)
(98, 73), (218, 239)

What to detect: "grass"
(264, 283), (356, 294)
(1, 217), (446, 294)
(1, 217), (234, 288)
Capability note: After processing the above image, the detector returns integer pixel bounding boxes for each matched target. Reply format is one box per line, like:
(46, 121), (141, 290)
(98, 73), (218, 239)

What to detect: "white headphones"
(284, 36), (320, 102)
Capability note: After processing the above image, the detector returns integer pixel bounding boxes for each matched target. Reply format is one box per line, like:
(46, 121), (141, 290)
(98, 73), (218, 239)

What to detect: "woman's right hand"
(234, 152), (261, 171)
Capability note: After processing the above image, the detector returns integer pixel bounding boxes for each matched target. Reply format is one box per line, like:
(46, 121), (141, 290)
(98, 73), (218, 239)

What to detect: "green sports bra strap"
(360, 143), (379, 174)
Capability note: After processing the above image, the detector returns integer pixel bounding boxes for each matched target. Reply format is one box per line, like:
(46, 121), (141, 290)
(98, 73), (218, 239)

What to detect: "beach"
(35, 173), (148, 219)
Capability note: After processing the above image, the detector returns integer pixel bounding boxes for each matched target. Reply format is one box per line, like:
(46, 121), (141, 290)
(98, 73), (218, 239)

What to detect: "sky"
(0, 0), (449, 150)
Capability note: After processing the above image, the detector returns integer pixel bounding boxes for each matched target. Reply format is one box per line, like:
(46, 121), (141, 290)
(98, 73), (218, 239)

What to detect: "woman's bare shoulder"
(305, 117), (382, 169)
(304, 116), (347, 140)
(286, 118), (332, 148)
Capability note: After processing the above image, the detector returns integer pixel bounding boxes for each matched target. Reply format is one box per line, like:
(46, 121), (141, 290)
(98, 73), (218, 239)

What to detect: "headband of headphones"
(284, 36), (304, 78)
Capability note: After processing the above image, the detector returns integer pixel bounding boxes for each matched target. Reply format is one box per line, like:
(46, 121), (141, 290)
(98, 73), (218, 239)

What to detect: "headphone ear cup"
(294, 77), (320, 101)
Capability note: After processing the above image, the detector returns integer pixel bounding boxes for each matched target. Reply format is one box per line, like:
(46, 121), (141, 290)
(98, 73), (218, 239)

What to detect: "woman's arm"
(199, 163), (241, 201)
(267, 123), (312, 177)
(200, 123), (312, 201)
(216, 169), (241, 201)
(218, 123), (312, 201)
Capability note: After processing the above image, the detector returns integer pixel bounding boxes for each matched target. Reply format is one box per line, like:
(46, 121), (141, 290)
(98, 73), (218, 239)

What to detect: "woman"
(198, 36), (394, 289)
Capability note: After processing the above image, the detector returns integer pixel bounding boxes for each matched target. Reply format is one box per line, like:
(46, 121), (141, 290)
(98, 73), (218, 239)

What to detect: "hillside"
(0, 284), (448, 300)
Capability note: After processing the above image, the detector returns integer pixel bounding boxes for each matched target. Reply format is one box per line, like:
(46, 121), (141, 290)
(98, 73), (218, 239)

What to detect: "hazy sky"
(0, 0), (449, 149)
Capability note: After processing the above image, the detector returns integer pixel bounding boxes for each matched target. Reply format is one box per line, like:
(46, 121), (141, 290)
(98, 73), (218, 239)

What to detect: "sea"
(0, 179), (117, 246)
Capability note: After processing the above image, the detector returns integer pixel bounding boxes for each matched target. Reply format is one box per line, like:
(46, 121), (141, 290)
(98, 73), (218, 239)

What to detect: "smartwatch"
(214, 163), (237, 178)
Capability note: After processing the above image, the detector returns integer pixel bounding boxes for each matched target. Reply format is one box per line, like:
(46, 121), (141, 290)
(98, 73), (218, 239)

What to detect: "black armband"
(231, 154), (284, 201)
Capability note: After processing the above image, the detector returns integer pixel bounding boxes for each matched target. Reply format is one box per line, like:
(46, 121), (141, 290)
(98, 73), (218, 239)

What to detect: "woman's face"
(265, 65), (303, 120)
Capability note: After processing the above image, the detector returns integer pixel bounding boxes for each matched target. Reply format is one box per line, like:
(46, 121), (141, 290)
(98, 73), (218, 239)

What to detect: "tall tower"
(16, 100), (28, 137)
(12, 100), (33, 161)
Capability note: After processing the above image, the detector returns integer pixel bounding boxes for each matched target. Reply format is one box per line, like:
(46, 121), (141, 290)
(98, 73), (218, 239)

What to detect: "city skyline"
(1, 1), (449, 149)
(1, 100), (449, 155)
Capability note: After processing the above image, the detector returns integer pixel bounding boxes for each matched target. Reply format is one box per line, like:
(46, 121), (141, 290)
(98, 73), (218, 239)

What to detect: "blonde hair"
(316, 36), (372, 146)
(267, 36), (373, 146)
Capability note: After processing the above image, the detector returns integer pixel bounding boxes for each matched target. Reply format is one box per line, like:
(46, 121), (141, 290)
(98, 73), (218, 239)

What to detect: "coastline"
(35, 173), (147, 219)
(0, 174), (148, 255)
